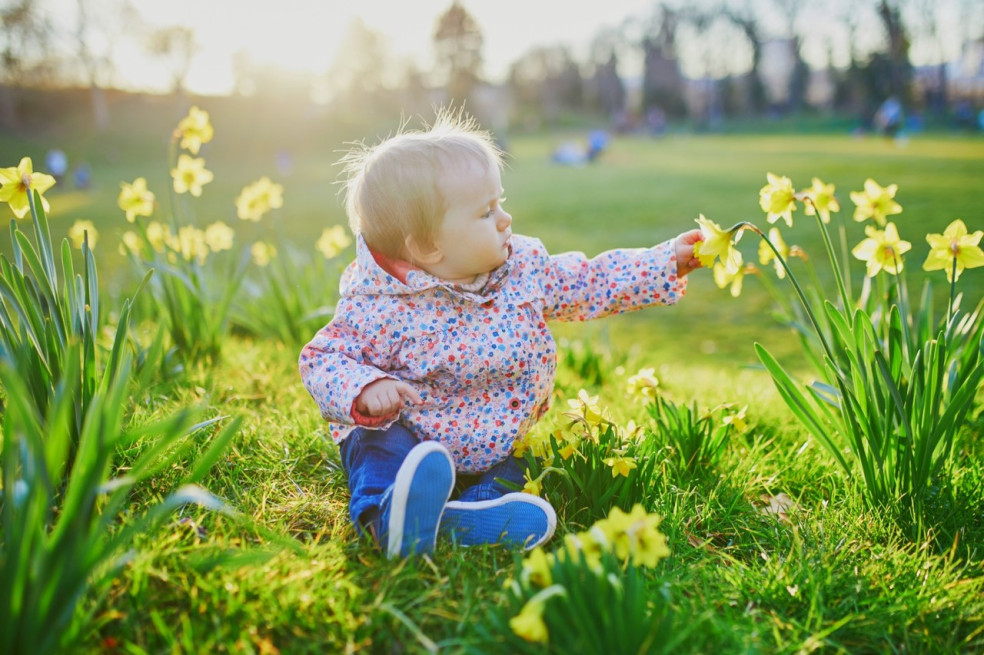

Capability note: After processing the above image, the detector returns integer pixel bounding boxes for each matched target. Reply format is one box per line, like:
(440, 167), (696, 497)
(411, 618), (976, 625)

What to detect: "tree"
(145, 25), (196, 96)
(0, 0), (53, 128)
(875, 0), (912, 102)
(723, 0), (767, 115)
(326, 17), (389, 103)
(432, 1), (484, 104)
(72, 0), (136, 131)
(639, 3), (686, 118)
(586, 27), (626, 119)
(508, 45), (583, 125)
(772, 0), (810, 112)
(907, 0), (948, 116)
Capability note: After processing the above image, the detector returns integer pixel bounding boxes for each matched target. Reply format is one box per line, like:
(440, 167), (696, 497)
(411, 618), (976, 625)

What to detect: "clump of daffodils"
(509, 504), (670, 644)
(120, 219), (234, 265)
(705, 173), (983, 298)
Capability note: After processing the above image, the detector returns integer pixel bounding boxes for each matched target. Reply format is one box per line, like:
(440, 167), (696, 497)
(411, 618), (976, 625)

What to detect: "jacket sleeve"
(298, 297), (399, 427)
(537, 239), (687, 322)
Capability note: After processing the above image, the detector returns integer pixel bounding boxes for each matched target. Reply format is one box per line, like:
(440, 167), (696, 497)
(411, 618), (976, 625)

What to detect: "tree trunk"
(90, 84), (109, 132)
(0, 85), (19, 130)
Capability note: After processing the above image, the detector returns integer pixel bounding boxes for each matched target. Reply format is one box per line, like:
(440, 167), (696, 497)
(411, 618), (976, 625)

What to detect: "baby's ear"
(404, 234), (443, 265)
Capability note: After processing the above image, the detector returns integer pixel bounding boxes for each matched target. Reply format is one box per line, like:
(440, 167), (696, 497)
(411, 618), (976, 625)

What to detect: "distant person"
(73, 164), (91, 190)
(275, 149), (294, 177)
(586, 129), (609, 162)
(551, 140), (588, 166)
(299, 109), (704, 558)
(45, 149), (68, 183)
(646, 106), (667, 136)
(874, 96), (903, 137)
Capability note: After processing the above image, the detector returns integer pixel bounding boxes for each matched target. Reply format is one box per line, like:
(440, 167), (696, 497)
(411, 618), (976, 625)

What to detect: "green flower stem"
(895, 261), (913, 353)
(751, 262), (794, 318)
(837, 220), (853, 300)
(166, 133), (184, 229)
(733, 221), (837, 365)
(26, 190), (57, 291)
(804, 196), (852, 312)
(944, 257), (959, 333)
(799, 252), (827, 306)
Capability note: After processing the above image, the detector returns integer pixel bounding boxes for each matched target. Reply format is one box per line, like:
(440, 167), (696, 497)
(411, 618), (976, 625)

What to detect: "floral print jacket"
(299, 234), (687, 473)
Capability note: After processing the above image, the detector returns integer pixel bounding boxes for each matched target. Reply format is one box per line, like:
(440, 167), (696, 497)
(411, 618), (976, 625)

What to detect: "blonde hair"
(340, 109), (503, 259)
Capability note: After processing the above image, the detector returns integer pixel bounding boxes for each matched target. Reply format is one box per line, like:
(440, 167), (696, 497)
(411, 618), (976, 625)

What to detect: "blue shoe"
(378, 441), (455, 558)
(440, 493), (556, 550)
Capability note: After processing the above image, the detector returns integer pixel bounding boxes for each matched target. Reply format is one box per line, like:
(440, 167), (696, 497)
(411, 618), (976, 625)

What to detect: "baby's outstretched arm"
(674, 229), (703, 277)
(355, 378), (423, 417)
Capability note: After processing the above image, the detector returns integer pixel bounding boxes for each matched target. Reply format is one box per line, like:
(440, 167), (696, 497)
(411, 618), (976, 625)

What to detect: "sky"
(107, 0), (655, 94)
(51, 0), (977, 96)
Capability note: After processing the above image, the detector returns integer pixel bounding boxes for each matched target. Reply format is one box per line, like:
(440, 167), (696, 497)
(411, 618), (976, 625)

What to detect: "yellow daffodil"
(251, 241), (276, 266)
(176, 105), (214, 154)
(852, 222), (911, 277)
(922, 219), (984, 283)
(317, 225), (353, 258)
(759, 173), (797, 227)
(758, 227), (790, 279)
(68, 220), (98, 249)
(522, 470), (543, 497)
(713, 261), (752, 297)
(722, 405), (749, 432)
(518, 430), (552, 459)
(521, 547), (553, 588)
(593, 505), (670, 568)
(850, 178), (902, 226)
(566, 389), (606, 429)
(145, 221), (167, 252)
(561, 532), (604, 570)
(117, 177), (155, 222)
(171, 225), (208, 264)
(626, 367), (659, 401)
(171, 154), (214, 197)
(603, 454), (638, 478)
(235, 176), (284, 221)
(509, 592), (558, 644)
(509, 598), (549, 644)
(0, 157), (56, 219)
(558, 442), (578, 460)
(119, 231), (144, 256)
(694, 214), (742, 274)
(204, 221), (234, 252)
(802, 177), (839, 223)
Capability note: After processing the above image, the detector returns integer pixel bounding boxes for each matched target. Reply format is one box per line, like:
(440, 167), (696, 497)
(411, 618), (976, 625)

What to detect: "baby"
(299, 110), (702, 558)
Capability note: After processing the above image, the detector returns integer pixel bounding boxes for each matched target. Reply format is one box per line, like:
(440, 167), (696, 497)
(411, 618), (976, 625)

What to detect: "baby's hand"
(355, 379), (423, 417)
(674, 229), (703, 277)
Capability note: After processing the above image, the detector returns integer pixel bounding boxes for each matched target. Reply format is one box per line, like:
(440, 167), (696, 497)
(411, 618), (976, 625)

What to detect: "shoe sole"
(443, 493), (556, 550)
(387, 441), (455, 558)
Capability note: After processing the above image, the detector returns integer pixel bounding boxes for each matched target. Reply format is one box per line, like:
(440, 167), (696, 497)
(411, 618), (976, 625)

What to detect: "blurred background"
(1, 0), (982, 363)
(2, 0), (982, 138)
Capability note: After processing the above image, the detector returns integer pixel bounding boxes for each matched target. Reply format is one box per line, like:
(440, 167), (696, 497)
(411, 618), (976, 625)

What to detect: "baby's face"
(426, 159), (512, 284)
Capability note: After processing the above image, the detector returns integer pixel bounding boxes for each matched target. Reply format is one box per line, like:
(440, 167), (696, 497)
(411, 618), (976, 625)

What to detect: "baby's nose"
(497, 210), (512, 230)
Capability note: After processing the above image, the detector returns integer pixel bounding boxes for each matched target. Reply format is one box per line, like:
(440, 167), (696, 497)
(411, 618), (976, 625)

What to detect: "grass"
(2, 100), (984, 652)
(79, 336), (984, 653)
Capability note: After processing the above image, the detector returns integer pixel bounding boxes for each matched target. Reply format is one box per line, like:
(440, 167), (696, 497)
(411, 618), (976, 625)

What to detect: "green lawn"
(5, 110), (982, 367)
(2, 104), (984, 652)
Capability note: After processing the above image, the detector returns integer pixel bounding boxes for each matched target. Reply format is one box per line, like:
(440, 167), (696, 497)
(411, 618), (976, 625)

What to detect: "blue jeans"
(339, 423), (528, 535)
